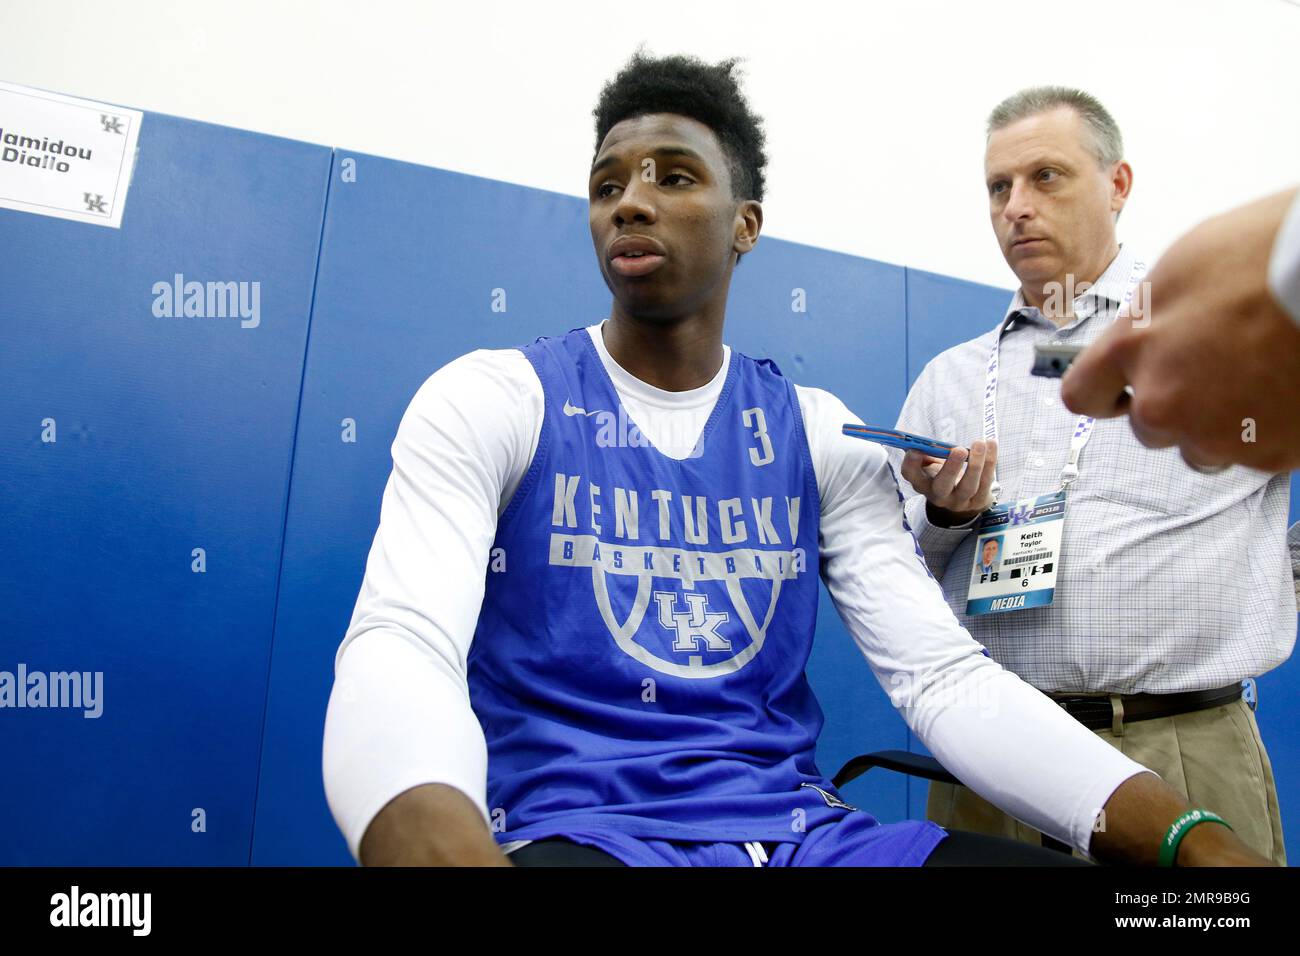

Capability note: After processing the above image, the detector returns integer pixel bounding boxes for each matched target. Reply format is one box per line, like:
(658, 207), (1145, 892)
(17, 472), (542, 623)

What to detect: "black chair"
(832, 749), (1074, 855)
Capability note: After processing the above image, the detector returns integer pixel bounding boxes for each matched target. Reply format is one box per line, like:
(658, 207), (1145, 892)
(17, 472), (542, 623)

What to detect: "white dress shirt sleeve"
(892, 361), (981, 578)
(798, 384), (1150, 853)
(321, 347), (541, 862)
(1268, 187), (1300, 326)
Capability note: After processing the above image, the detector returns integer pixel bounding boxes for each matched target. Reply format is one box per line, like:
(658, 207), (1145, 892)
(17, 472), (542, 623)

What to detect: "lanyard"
(983, 256), (1146, 502)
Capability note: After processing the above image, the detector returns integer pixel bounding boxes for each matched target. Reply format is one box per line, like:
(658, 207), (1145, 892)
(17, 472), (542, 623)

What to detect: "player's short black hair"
(593, 50), (768, 203)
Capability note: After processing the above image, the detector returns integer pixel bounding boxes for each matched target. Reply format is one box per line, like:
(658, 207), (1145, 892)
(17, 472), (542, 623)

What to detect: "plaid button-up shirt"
(894, 245), (1297, 694)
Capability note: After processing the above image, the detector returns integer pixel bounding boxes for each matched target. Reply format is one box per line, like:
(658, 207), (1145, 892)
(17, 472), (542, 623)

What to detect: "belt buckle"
(1051, 692), (1115, 733)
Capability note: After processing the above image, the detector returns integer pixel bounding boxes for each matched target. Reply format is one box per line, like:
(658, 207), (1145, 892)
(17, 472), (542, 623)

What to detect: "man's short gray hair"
(987, 86), (1124, 167)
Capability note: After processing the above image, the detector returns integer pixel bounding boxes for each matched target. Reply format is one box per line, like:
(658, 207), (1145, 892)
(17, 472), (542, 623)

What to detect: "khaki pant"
(927, 697), (1287, 865)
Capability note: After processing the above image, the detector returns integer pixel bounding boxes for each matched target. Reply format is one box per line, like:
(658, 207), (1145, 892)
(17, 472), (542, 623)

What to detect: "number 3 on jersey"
(743, 407), (774, 466)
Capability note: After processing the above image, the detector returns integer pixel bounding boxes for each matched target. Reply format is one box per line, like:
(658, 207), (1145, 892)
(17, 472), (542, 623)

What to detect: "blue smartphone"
(842, 424), (956, 458)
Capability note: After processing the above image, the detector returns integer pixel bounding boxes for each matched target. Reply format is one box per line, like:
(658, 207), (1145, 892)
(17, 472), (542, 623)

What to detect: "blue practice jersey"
(468, 328), (858, 845)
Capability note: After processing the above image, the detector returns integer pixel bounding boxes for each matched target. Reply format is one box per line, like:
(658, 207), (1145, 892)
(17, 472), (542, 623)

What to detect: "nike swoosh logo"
(563, 399), (602, 417)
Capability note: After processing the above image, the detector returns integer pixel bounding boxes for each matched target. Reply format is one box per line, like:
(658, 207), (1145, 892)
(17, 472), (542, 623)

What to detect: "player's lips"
(608, 235), (667, 277)
(1011, 236), (1049, 252)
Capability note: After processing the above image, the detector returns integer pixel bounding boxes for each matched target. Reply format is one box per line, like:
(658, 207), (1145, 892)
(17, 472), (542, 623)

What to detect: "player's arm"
(801, 386), (1271, 865)
(331, 629), (508, 866)
(322, 349), (540, 866)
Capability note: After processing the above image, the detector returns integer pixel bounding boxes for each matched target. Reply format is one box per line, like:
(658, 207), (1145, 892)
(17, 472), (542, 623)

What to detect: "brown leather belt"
(1047, 683), (1243, 735)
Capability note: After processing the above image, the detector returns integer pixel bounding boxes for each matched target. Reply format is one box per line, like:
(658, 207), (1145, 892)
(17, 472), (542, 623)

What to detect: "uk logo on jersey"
(655, 591), (731, 653)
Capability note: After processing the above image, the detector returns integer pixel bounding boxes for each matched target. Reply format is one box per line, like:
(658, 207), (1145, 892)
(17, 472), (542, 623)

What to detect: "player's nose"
(613, 177), (656, 226)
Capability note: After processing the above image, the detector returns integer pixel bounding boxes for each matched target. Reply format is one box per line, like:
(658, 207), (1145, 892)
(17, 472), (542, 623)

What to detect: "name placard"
(0, 80), (143, 228)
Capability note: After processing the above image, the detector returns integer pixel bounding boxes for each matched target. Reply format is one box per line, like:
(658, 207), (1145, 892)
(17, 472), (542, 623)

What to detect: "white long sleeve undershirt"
(322, 322), (1149, 862)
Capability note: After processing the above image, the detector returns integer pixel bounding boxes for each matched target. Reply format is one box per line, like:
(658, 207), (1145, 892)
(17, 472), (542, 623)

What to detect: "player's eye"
(596, 182), (621, 199)
(989, 181), (1008, 196)
(1038, 168), (1059, 183)
(662, 173), (694, 187)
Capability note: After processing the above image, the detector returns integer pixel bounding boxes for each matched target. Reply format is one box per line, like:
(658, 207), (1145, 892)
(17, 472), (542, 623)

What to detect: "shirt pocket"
(1080, 417), (1206, 516)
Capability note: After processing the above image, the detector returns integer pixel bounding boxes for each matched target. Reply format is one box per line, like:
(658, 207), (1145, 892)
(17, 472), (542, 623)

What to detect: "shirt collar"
(1000, 244), (1142, 334)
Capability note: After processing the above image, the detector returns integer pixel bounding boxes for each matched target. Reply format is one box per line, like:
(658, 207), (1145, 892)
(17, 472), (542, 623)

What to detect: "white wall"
(2, 0), (1298, 288)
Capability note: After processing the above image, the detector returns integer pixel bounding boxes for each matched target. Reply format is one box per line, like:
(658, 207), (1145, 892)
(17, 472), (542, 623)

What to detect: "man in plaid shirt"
(894, 86), (1293, 864)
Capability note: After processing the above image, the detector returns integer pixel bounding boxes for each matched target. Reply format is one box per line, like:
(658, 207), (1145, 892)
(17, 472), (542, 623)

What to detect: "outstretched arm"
(322, 349), (541, 865)
(800, 385), (1270, 865)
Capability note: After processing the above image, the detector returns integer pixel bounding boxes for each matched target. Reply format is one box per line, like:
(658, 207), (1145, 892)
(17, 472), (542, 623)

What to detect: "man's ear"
(1110, 161), (1134, 217)
(733, 200), (763, 256)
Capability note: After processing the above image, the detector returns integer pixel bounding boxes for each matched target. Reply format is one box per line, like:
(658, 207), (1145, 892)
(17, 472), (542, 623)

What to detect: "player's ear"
(734, 200), (762, 256)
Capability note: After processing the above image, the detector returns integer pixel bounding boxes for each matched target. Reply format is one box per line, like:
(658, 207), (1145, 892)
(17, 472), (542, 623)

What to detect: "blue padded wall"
(0, 113), (331, 864)
(250, 152), (914, 864)
(904, 267), (1011, 386)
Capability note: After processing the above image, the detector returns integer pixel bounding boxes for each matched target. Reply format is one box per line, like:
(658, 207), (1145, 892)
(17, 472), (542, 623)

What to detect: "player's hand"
(360, 783), (515, 867)
(901, 438), (998, 528)
(1060, 187), (1300, 473)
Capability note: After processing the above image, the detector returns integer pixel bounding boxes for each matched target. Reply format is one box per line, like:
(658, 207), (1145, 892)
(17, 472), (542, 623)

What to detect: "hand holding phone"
(891, 433), (1000, 528)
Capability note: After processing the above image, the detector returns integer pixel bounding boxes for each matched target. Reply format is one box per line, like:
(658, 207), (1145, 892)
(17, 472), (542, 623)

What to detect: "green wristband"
(1158, 809), (1233, 867)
